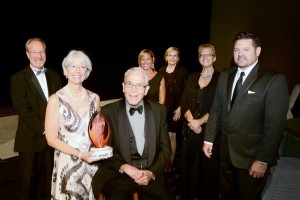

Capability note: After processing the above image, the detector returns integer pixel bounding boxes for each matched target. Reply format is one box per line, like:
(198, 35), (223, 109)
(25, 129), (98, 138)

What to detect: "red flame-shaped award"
(88, 111), (113, 159)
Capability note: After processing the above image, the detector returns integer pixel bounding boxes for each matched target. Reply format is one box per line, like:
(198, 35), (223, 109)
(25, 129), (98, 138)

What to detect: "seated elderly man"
(92, 67), (173, 200)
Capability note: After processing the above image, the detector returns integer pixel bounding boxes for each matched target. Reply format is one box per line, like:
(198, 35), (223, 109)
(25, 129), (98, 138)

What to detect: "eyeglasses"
(124, 82), (147, 90)
(68, 65), (87, 70)
(199, 54), (214, 58)
(29, 51), (46, 55)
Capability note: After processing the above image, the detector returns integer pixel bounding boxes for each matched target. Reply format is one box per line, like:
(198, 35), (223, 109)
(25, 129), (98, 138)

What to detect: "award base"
(90, 146), (113, 160)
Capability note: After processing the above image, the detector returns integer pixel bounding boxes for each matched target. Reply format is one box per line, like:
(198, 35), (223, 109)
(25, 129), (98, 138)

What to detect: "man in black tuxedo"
(10, 38), (62, 200)
(92, 67), (173, 200)
(202, 31), (289, 200)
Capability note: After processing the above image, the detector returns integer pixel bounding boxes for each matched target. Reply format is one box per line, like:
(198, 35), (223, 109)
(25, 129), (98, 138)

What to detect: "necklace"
(201, 73), (213, 79)
(201, 74), (213, 79)
(200, 70), (214, 79)
(64, 86), (86, 102)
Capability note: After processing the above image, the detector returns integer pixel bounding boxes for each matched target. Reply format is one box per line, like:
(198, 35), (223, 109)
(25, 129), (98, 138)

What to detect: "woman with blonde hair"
(179, 44), (221, 199)
(138, 49), (166, 105)
(159, 47), (189, 171)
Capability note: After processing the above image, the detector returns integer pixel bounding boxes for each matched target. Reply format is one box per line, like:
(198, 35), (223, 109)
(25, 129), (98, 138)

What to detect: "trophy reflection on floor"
(88, 111), (113, 160)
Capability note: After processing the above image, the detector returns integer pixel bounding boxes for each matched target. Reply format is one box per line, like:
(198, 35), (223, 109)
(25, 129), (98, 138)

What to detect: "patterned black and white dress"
(51, 89), (98, 200)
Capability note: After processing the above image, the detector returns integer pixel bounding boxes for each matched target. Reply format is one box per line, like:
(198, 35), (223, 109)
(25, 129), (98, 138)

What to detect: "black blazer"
(92, 98), (172, 197)
(10, 66), (62, 152)
(181, 70), (220, 133)
(204, 62), (289, 168)
(159, 65), (189, 112)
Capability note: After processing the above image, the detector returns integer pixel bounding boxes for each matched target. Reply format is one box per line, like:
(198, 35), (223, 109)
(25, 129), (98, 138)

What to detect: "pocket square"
(248, 90), (255, 94)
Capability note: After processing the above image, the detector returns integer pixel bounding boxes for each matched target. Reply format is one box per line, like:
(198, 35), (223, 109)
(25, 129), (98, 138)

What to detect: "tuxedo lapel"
(118, 100), (132, 163)
(144, 100), (156, 163)
(27, 68), (48, 102)
(45, 72), (54, 96)
(227, 69), (237, 111)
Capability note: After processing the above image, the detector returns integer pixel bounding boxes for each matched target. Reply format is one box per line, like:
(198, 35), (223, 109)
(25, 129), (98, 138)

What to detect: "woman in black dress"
(179, 44), (220, 200)
(159, 47), (189, 171)
(138, 49), (166, 105)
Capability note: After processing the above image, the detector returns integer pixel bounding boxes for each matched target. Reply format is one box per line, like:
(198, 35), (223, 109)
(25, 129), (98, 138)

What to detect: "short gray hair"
(124, 67), (149, 86)
(62, 50), (92, 79)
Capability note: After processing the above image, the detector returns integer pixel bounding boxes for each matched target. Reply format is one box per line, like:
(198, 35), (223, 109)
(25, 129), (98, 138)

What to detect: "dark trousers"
(19, 147), (53, 200)
(220, 154), (269, 200)
(102, 173), (173, 200)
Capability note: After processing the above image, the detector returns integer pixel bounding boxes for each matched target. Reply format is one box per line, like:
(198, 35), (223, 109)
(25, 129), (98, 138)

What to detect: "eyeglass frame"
(29, 51), (46, 55)
(124, 81), (147, 90)
(199, 53), (214, 58)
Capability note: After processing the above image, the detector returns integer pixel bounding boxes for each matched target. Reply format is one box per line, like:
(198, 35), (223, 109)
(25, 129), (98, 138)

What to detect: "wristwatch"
(260, 161), (268, 165)
(152, 174), (155, 181)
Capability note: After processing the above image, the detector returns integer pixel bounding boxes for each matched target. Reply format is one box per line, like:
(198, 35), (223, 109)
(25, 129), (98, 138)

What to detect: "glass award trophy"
(88, 111), (113, 160)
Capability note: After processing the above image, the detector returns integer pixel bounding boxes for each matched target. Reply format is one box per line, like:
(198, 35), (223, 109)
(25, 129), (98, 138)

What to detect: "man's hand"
(120, 164), (153, 185)
(134, 170), (154, 185)
(202, 143), (213, 158)
(249, 160), (267, 178)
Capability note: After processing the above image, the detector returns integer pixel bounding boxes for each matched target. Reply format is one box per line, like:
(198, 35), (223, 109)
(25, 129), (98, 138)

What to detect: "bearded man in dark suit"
(202, 31), (289, 200)
(10, 38), (62, 200)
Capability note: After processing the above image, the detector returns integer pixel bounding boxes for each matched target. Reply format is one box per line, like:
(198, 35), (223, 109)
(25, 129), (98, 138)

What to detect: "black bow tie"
(35, 68), (47, 75)
(129, 105), (143, 116)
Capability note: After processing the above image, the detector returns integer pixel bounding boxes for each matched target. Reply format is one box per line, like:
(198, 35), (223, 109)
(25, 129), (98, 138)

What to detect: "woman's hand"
(173, 107), (181, 121)
(188, 119), (202, 134)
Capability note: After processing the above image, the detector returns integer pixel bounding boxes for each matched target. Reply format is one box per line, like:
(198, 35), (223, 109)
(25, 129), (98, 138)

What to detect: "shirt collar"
(238, 60), (258, 78)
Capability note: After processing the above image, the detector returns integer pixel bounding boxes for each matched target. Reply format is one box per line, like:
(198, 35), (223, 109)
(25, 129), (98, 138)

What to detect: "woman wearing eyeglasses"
(45, 50), (101, 199)
(178, 44), (221, 200)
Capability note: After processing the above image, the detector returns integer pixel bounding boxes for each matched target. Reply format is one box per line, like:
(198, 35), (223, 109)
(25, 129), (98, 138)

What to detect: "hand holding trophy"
(88, 111), (113, 160)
